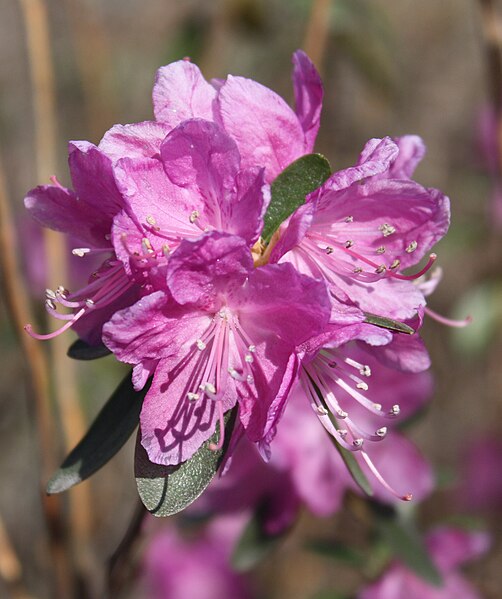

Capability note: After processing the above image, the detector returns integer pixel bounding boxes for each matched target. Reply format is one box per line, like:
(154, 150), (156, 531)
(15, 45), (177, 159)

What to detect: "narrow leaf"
(135, 408), (236, 517)
(332, 439), (374, 497)
(373, 503), (442, 586)
(262, 153), (331, 242)
(67, 338), (111, 360)
(364, 313), (415, 335)
(47, 373), (148, 494)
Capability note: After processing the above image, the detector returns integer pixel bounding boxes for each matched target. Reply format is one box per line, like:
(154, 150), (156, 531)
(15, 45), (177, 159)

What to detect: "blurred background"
(1, 0), (502, 598)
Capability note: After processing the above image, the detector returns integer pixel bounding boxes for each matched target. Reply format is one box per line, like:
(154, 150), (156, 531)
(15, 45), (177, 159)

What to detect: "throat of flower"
(302, 350), (411, 502)
(185, 308), (257, 452)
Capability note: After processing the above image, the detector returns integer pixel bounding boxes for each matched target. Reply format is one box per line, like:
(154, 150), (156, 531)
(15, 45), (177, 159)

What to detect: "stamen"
(390, 259), (400, 270)
(345, 240), (354, 248)
(248, 345), (256, 353)
(376, 427), (387, 437)
(344, 216), (354, 223)
(209, 402), (225, 451)
(325, 246), (334, 255)
(189, 210), (200, 223)
(360, 365), (371, 377)
(24, 308), (86, 340)
(376, 246), (386, 255)
(379, 223), (396, 237)
(45, 289), (56, 300)
(146, 215), (157, 226)
(389, 404), (400, 416)
(72, 248), (91, 257)
(406, 240), (418, 253)
(375, 265), (386, 274)
(424, 307), (472, 328)
(196, 339), (207, 351)
(390, 253), (437, 281)
(187, 392), (199, 401)
(244, 353), (254, 363)
(359, 451), (412, 501)
(315, 404), (329, 415)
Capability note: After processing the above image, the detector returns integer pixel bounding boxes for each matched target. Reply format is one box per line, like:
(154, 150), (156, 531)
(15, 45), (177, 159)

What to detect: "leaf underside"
(135, 408), (237, 517)
(67, 338), (112, 360)
(364, 313), (415, 335)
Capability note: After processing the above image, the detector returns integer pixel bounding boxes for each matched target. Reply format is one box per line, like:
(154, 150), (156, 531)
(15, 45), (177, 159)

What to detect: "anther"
(353, 438), (364, 448)
(338, 429), (348, 438)
(325, 246), (334, 255)
(72, 248), (90, 257)
(389, 404), (400, 416)
(316, 405), (329, 415)
(196, 339), (206, 351)
(245, 353), (254, 363)
(390, 259), (400, 270)
(360, 365), (371, 377)
(200, 382), (216, 395)
(336, 409), (348, 418)
(356, 382), (368, 391)
(189, 210), (200, 223)
(248, 345), (256, 353)
(45, 288), (56, 300)
(45, 299), (56, 311)
(376, 246), (386, 255)
(373, 403), (382, 411)
(85, 299), (95, 308)
(379, 223), (396, 237)
(345, 216), (354, 223)
(162, 244), (171, 257)
(353, 267), (363, 274)
(187, 392), (199, 401)
(406, 241), (418, 253)
(141, 238), (154, 254)
(375, 264), (386, 274)
(376, 427), (387, 437)
(345, 240), (354, 248)
(246, 375), (254, 385)
(146, 215), (157, 226)
(328, 361), (337, 368)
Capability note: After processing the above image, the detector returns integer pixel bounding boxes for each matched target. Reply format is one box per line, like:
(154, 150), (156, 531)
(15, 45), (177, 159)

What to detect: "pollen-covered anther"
(187, 392), (199, 401)
(196, 339), (206, 351)
(248, 344), (256, 353)
(353, 267), (363, 274)
(356, 381), (369, 391)
(72, 248), (91, 257)
(338, 429), (348, 438)
(315, 405), (329, 415)
(389, 404), (400, 416)
(246, 375), (254, 385)
(379, 223), (396, 237)
(45, 299), (56, 311)
(244, 353), (254, 363)
(360, 365), (371, 377)
(376, 246), (386, 255)
(345, 240), (354, 248)
(189, 210), (200, 223)
(336, 408), (348, 418)
(162, 244), (170, 257)
(85, 299), (95, 308)
(45, 288), (56, 300)
(199, 382), (216, 394)
(145, 215), (160, 230)
(376, 427), (387, 437)
(375, 264), (386, 274)
(344, 216), (354, 223)
(353, 438), (364, 448)
(373, 402), (382, 411)
(56, 285), (68, 297)
(141, 238), (154, 254)
(406, 240), (418, 253)
(390, 259), (401, 270)
(325, 246), (334, 255)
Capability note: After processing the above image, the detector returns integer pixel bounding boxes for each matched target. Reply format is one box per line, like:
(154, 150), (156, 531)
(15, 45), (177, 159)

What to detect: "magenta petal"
(216, 75), (306, 182)
(389, 135), (426, 179)
(292, 50), (323, 151)
(167, 233), (253, 311)
(160, 119), (241, 210)
(370, 332), (431, 373)
(99, 121), (170, 161)
(153, 60), (217, 126)
(68, 141), (124, 220)
(24, 184), (112, 248)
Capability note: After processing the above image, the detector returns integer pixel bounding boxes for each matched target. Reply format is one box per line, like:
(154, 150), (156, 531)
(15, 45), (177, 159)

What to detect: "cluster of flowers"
(25, 51), (450, 501)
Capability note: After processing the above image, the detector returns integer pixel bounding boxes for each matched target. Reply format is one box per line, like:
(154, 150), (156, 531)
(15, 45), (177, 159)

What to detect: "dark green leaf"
(232, 507), (289, 571)
(135, 408), (236, 517)
(364, 313), (415, 335)
(47, 373), (147, 494)
(331, 439), (373, 497)
(373, 503), (442, 586)
(262, 153), (331, 243)
(67, 338), (111, 360)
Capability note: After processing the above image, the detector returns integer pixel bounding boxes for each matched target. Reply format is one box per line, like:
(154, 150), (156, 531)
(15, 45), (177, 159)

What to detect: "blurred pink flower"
(144, 518), (252, 599)
(358, 527), (490, 599)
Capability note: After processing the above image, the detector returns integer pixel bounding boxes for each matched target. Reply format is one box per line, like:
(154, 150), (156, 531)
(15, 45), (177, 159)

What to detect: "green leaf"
(67, 338), (111, 360)
(364, 313), (415, 335)
(308, 539), (365, 566)
(231, 507), (289, 571)
(47, 373), (147, 494)
(135, 408), (236, 517)
(373, 503), (442, 586)
(332, 439), (373, 497)
(262, 153), (331, 243)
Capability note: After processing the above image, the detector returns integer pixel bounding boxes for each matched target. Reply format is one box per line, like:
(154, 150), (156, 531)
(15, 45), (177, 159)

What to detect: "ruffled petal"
(99, 121), (170, 161)
(292, 50), (323, 151)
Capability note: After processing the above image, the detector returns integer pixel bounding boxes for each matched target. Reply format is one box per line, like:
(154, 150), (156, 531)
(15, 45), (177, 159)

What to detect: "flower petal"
(99, 121), (170, 161)
(153, 60), (217, 126)
(292, 50), (323, 151)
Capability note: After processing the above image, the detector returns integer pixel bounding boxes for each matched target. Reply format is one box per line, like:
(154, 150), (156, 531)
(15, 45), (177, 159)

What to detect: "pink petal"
(99, 121), (170, 161)
(153, 60), (217, 126)
(292, 50), (323, 151)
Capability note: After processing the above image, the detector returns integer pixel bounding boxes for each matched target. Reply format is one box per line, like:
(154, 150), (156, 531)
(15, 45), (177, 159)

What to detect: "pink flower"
(103, 231), (333, 466)
(459, 436), (502, 512)
(358, 527), (490, 599)
(143, 518), (252, 599)
(270, 136), (450, 320)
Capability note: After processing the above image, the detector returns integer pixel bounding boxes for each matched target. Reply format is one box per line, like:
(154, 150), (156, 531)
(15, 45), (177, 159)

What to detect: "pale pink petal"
(292, 50), (323, 150)
(99, 121), (170, 161)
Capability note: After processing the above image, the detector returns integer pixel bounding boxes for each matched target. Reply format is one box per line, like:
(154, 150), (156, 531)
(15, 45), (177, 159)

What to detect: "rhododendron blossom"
(24, 50), (452, 505)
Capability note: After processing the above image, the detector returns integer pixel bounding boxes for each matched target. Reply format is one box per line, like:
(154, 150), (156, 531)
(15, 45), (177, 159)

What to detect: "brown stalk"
(17, 0), (96, 593)
(0, 513), (37, 599)
(302, 0), (332, 73)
